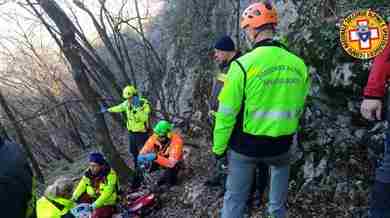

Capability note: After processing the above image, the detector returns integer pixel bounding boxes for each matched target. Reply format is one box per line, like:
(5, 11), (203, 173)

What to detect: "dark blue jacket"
(0, 138), (34, 218)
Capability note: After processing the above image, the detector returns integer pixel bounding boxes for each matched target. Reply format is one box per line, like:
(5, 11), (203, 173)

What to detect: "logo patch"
(340, 9), (388, 59)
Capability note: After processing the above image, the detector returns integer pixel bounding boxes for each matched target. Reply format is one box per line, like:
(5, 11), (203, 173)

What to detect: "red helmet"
(240, 2), (278, 30)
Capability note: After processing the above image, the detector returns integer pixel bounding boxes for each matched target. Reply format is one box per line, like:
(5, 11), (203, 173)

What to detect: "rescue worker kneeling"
(71, 152), (118, 218)
(36, 177), (76, 218)
(137, 120), (183, 187)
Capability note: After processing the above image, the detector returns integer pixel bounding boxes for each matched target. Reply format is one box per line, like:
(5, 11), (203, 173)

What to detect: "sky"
(0, 0), (166, 91)
(0, 0), (165, 52)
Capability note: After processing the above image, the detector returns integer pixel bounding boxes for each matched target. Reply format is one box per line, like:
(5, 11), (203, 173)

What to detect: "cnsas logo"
(340, 9), (389, 59)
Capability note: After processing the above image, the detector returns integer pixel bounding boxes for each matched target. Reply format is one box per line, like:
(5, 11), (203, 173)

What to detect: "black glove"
(213, 152), (227, 170)
(213, 149), (226, 160)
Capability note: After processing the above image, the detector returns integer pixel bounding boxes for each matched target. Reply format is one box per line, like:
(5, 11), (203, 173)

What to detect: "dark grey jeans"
(369, 137), (390, 218)
(221, 150), (290, 218)
(129, 132), (149, 168)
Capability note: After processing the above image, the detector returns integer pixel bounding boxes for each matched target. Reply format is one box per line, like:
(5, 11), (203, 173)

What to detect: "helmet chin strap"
(253, 31), (261, 43)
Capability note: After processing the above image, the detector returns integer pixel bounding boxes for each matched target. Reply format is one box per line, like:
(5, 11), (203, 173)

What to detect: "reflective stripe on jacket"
(139, 132), (183, 168)
(213, 40), (310, 157)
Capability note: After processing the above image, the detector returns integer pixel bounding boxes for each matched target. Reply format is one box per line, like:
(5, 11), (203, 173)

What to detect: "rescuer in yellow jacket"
(36, 177), (76, 218)
(71, 152), (118, 218)
(101, 85), (151, 171)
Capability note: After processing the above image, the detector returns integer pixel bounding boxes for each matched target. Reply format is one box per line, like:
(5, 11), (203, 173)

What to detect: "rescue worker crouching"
(137, 120), (184, 187)
(71, 152), (119, 218)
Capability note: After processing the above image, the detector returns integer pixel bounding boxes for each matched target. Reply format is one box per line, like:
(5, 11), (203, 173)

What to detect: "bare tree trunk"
(39, 115), (74, 163)
(0, 118), (9, 141)
(236, 0), (240, 49)
(0, 90), (45, 183)
(20, 0), (122, 99)
(117, 31), (137, 86)
(34, 147), (52, 164)
(64, 104), (86, 150)
(31, 0), (133, 182)
(73, 0), (128, 86)
(133, 0), (169, 116)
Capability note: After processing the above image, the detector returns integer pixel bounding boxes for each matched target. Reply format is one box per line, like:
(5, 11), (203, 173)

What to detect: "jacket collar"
(228, 51), (241, 65)
(85, 165), (110, 179)
(219, 51), (242, 70)
(253, 38), (287, 50)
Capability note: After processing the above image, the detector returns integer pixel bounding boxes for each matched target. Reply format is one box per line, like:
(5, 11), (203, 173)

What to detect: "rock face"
(142, 0), (379, 217)
(41, 0), (388, 217)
